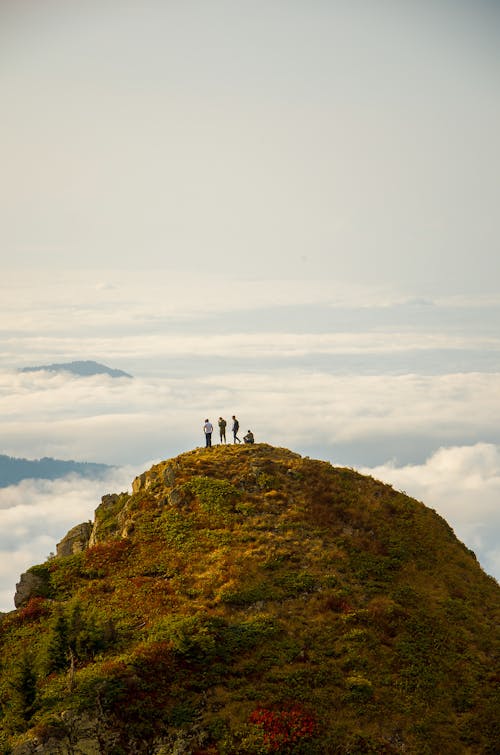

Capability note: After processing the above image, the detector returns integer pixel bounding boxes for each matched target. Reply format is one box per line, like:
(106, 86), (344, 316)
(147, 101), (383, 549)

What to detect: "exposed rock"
(132, 472), (147, 493)
(12, 711), (107, 754)
(56, 521), (93, 557)
(162, 461), (179, 487)
(14, 570), (49, 609)
(10, 709), (203, 755)
(132, 471), (158, 493)
(117, 500), (135, 537)
(132, 466), (170, 494)
(88, 494), (122, 546)
(99, 493), (120, 510)
(168, 485), (193, 508)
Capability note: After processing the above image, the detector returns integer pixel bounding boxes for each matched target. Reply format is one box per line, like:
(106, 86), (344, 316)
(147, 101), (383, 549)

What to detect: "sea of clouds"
(0, 271), (499, 610)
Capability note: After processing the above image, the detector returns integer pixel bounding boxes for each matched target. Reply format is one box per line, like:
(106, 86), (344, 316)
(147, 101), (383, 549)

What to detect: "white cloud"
(1, 369), (500, 465)
(4, 331), (500, 364)
(0, 270), (386, 332)
(360, 444), (500, 583)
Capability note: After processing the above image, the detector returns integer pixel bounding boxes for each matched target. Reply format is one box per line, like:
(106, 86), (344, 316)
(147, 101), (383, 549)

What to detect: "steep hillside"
(0, 445), (499, 754)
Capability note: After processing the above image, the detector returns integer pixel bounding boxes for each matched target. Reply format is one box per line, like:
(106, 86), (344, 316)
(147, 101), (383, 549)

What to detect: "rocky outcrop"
(131, 472), (148, 494)
(56, 521), (93, 557)
(132, 461), (180, 494)
(14, 570), (50, 609)
(89, 493), (126, 545)
(12, 711), (104, 754)
(11, 711), (208, 755)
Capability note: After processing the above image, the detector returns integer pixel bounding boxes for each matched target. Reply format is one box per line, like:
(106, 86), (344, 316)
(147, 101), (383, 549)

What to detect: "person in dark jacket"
(232, 415), (241, 444)
(243, 430), (254, 444)
(218, 417), (227, 444)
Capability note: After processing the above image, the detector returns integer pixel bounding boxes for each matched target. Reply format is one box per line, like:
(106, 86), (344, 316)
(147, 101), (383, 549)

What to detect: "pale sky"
(1, 1), (499, 609)
(1, 0), (499, 292)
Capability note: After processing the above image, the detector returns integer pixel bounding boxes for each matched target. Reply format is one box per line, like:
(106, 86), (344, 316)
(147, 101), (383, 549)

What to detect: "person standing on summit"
(203, 419), (213, 447)
(232, 415), (241, 444)
(218, 417), (227, 444)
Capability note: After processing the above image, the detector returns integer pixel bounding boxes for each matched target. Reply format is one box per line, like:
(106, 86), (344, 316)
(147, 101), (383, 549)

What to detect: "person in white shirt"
(203, 419), (213, 447)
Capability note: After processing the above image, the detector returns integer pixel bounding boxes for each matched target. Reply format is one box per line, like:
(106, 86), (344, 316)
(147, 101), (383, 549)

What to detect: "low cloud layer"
(1, 369), (499, 466)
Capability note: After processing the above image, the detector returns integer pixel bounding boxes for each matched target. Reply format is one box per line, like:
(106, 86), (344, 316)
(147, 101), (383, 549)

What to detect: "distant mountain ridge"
(19, 360), (132, 378)
(0, 454), (112, 487)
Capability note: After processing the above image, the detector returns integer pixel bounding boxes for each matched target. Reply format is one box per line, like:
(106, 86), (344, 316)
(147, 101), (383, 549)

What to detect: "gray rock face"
(88, 494), (122, 545)
(168, 485), (192, 508)
(14, 571), (48, 609)
(98, 493), (120, 510)
(131, 462), (179, 494)
(56, 522), (93, 557)
(162, 461), (179, 487)
(132, 472), (148, 493)
(11, 711), (106, 754)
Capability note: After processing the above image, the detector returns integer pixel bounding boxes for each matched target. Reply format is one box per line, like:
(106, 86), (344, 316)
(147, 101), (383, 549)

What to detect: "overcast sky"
(2, 0), (499, 290)
(1, 1), (499, 610)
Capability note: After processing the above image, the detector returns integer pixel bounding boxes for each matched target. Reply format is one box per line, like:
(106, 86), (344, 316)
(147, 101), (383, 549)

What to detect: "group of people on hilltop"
(203, 416), (254, 447)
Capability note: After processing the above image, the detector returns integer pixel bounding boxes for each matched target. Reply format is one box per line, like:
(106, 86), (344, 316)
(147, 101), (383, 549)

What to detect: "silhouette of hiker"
(203, 419), (213, 447)
(243, 430), (255, 444)
(218, 417), (227, 444)
(232, 415), (241, 444)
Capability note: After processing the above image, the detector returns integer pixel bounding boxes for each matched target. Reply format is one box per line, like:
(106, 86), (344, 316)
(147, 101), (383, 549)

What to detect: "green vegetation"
(0, 444), (499, 754)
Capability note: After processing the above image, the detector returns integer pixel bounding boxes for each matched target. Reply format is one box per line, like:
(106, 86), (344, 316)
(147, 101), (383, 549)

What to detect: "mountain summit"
(1, 445), (499, 754)
(20, 360), (132, 378)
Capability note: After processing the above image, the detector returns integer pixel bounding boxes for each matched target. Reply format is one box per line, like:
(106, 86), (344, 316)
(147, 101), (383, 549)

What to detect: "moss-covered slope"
(1, 444), (499, 754)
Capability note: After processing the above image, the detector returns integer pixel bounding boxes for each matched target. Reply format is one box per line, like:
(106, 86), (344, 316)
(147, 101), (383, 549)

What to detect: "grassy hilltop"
(0, 444), (499, 754)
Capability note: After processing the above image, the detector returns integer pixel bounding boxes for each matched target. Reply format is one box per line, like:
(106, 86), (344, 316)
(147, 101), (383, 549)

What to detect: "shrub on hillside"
(249, 704), (317, 753)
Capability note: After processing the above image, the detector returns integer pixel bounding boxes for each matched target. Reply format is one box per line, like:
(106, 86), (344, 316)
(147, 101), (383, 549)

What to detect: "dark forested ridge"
(0, 455), (112, 487)
(19, 360), (132, 378)
(0, 444), (499, 754)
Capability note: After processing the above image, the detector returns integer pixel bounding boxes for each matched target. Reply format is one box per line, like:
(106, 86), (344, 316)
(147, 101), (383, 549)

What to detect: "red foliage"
(130, 577), (149, 588)
(250, 704), (317, 752)
(98, 658), (129, 677)
(130, 640), (175, 679)
(84, 539), (131, 572)
(96, 643), (176, 733)
(16, 596), (49, 624)
(138, 496), (157, 511)
(324, 594), (352, 613)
